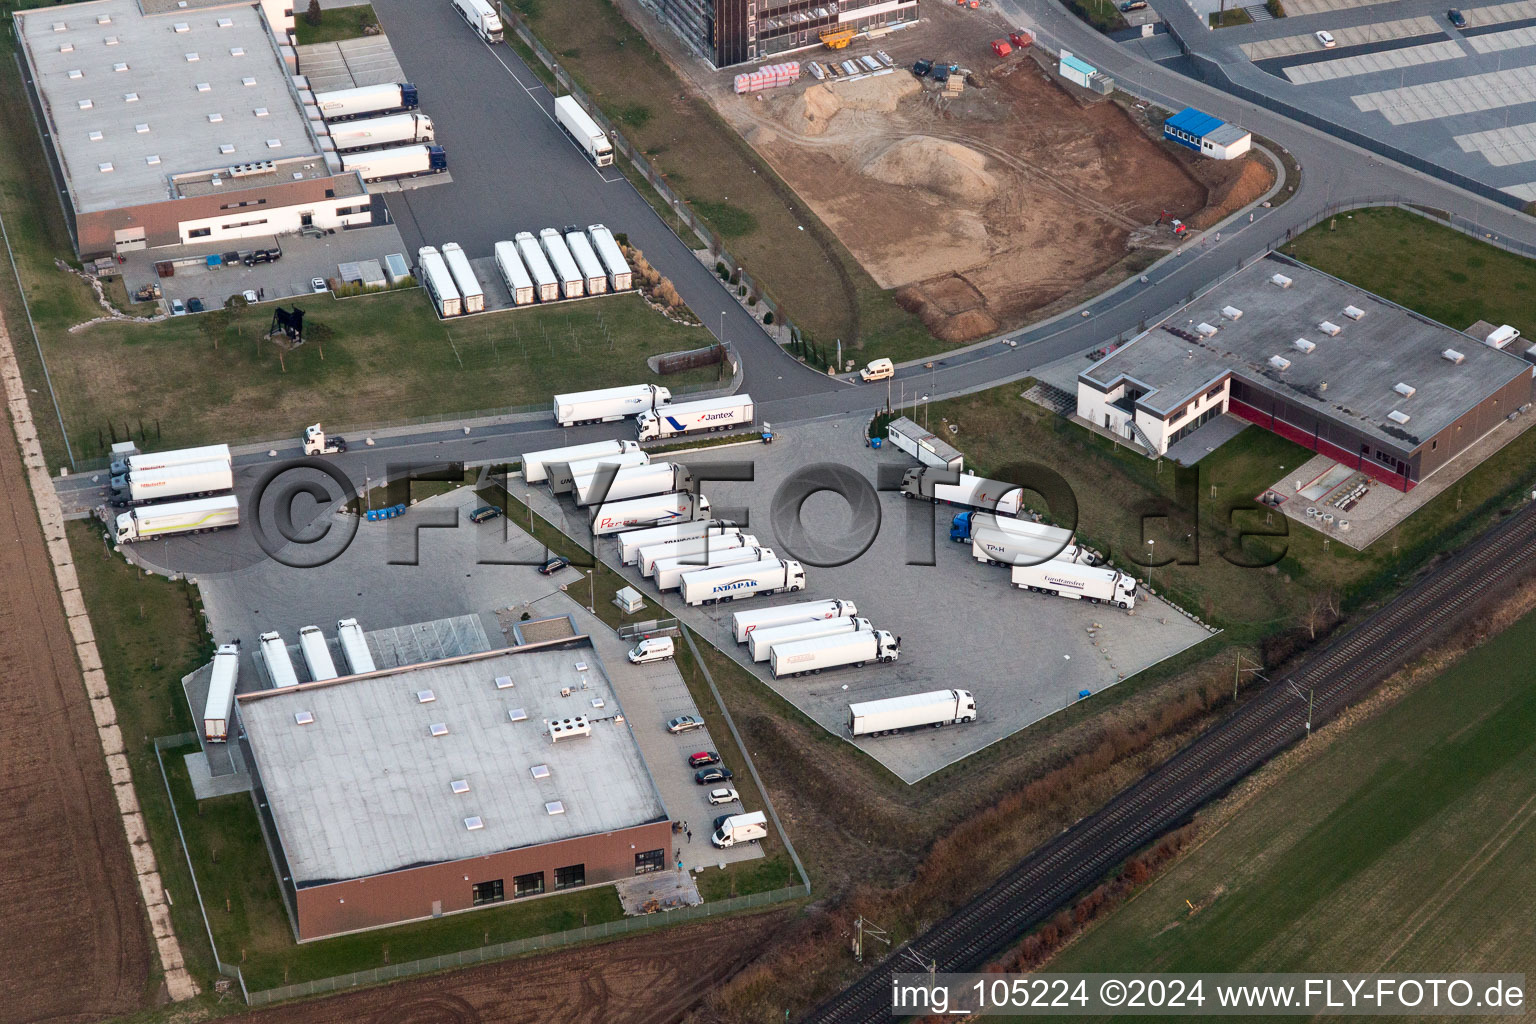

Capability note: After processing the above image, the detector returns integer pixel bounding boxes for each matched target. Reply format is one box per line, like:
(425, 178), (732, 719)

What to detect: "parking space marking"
(1284, 40), (1464, 83)
(1242, 16), (1440, 61)
(1468, 22), (1536, 50)
(1354, 65), (1536, 122)
(1455, 120), (1536, 165)
(1462, 0), (1536, 28)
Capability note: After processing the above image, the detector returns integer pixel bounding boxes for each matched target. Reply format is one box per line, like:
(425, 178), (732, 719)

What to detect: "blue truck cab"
(950, 511), (975, 542)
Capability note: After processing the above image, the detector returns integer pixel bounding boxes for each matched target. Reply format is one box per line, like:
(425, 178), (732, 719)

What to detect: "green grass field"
(293, 3), (379, 45)
(1045, 607), (1536, 994)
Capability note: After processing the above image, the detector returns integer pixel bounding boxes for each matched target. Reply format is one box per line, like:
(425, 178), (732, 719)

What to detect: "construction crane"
(820, 27), (855, 49)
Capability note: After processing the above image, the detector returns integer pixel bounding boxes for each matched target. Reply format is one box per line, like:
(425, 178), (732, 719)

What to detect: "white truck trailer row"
(441, 242), (485, 313)
(298, 625), (339, 682)
(336, 618), (376, 675)
(619, 519), (737, 565)
(540, 228), (584, 299)
(258, 631), (300, 689)
(573, 462), (691, 508)
(587, 225), (633, 291)
(113, 494), (240, 544)
(635, 395), (755, 441)
(565, 230), (608, 295)
(553, 384), (671, 427)
(494, 241), (537, 307)
(546, 450), (651, 494)
(515, 232), (560, 303)
(417, 245), (462, 317)
(656, 544), (771, 592)
(202, 642), (241, 742)
(521, 439), (641, 485)
(313, 82), (418, 121)
(338, 143), (446, 183)
(748, 615), (871, 663)
(639, 528), (746, 576)
(848, 689), (975, 738)
(681, 557), (805, 607)
(327, 112), (434, 152)
(111, 459), (233, 505)
(111, 443), (230, 477)
(554, 95), (614, 167)
(591, 491), (711, 536)
(1011, 560), (1138, 609)
(731, 598), (858, 644)
(769, 629), (899, 678)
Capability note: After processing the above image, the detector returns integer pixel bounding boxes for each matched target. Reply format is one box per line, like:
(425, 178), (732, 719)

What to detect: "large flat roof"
(18, 0), (318, 213)
(1082, 255), (1532, 450)
(239, 642), (669, 887)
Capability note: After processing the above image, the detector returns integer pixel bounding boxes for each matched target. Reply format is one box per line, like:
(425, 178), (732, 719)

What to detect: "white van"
(711, 810), (768, 848)
(627, 636), (675, 664)
(859, 357), (895, 382)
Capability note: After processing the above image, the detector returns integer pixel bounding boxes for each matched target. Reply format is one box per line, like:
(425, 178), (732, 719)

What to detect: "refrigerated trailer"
(337, 618), (376, 675)
(587, 224), (632, 290)
(553, 95), (614, 167)
(681, 557), (805, 606)
(748, 615), (871, 662)
(113, 494), (239, 543)
(441, 243), (484, 313)
(313, 82), (418, 120)
(565, 230), (608, 295)
(521, 439), (641, 484)
(657, 544), (771, 592)
(417, 245), (462, 317)
(298, 625), (338, 682)
(731, 599), (858, 644)
(328, 112), (434, 151)
(111, 443), (230, 477)
(902, 467), (1030, 517)
(848, 689), (975, 737)
(573, 462), (690, 507)
(1011, 560), (1138, 608)
(553, 384), (670, 426)
(618, 519), (737, 564)
(259, 631), (300, 689)
(202, 642), (241, 742)
(515, 232), (559, 302)
(494, 240), (536, 306)
(953, 512), (1088, 566)
(452, 0), (503, 41)
(540, 228), (584, 299)
(770, 629), (898, 678)
(339, 143), (446, 182)
(111, 459), (233, 505)
(549, 450), (651, 495)
(590, 491), (711, 536)
(638, 528), (746, 575)
(635, 395), (755, 441)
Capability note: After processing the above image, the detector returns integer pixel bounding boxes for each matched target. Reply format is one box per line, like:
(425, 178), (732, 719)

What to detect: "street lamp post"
(1146, 538), (1155, 594)
(525, 493), (533, 536)
(587, 570), (594, 613)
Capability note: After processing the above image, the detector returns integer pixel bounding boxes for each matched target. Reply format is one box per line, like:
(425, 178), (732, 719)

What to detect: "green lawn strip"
(1209, 7), (1253, 27)
(293, 4), (380, 45)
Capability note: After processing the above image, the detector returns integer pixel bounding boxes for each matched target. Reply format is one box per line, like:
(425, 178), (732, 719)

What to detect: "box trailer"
(111, 443), (230, 477)
(711, 810), (767, 848)
(886, 416), (964, 472)
(619, 519), (736, 564)
(573, 461), (691, 507)
(114, 494), (239, 544)
(298, 625), (338, 682)
(553, 384), (671, 426)
(848, 689), (975, 737)
(339, 143), (446, 182)
(587, 224), (632, 290)
(902, 467), (1029, 516)
(522, 439), (642, 484)
(540, 228), (584, 299)
(748, 615), (871, 662)
(259, 631), (300, 689)
(658, 544), (771, 592)
(591, 491), (710, 536)
(638, 529), (746, 576)
(731, 598), (858, 643)
(417, 245), (462, 317)
(328, 112), (434, 151)
(951, 511), (1089, 566)
(565, 230), (608, 295)
(515, 232), (560, 302)
(553, 95), (613, 167)
(636, 394), (755, 441)
(493, 240), (536, 306)
(769, 629), (898, 677)
(111, 459), (233, 505)
(313, 82), (418, 121)
(452, 0), (503, 42)
(548, 450), (650, 494)
(440, 242), (484, 313)
(202, 642), (241, 742)
(336, 617), (376, 675)
(1011, 560), (1138, 608)
(681, 557), (805, 606)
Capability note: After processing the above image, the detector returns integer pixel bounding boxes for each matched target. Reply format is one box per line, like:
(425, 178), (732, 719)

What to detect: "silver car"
(666, 715), (704, 734)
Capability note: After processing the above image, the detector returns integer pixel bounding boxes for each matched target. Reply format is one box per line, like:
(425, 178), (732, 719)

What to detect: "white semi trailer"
(618, 519), (736, 564)
(258, 631), (300, 689)
(111, 459), (233, 505)
(549, 450), (650, 495)
(586, 225), (632, 290)
(313, 82), (418, 120)
(338, 143), (446, 181)
(565, 230), (608, 295)
(521, 439), (642, 485)
(553, 384), (671, 427)
(337, 618), (376, 675)
(111, 442), (230, 477)
(441, 243), (485, 313)
(202, 642), (241, 742)
(848, 689), (976, 737)
(681, 557), (805, 607)
(1011, 560), (1138, 608)
(658, 544), (771, 592)
(452, 0), (503, 42)
(328, 112), (434, 151)
(963, 512), (1090, 567)
(493, 240), (536, 306)
(769, 629), (899, 678)
(573, 462), (689, 507)
(902, 467), (1030, 517)
(591, 491), (710, 536)
(515, 232), (560, 302)
(748, 615), (872, 662)
(553, 95), (614, 167)
(113, 494), (240, 544)
(638, 528), (746, 576)
(636, 395), (755, 441)
(298, 625), (338, 682)
(540, 228), (584, 299)
(417, 245), (462, 317)
(731, 598), (858, 644)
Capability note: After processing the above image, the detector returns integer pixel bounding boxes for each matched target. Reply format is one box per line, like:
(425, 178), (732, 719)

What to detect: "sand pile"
(861, 136), (998, 201)
(787, 74), (920, 135)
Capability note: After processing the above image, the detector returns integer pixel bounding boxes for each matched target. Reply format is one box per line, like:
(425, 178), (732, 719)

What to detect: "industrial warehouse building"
(238, 641), (673, 940)
(1077, 256), (1534, 491)
(15, 0), (372, 258)
(1162, 107), (1252, 161)
(649, 0), (917, 68)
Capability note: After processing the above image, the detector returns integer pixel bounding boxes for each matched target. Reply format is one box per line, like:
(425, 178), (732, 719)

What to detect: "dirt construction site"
(712, 4), (1273, 342)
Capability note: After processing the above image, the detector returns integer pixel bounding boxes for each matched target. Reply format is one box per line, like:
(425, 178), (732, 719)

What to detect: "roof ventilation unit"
(1196, 322), (1218, 337)
(1268, 355), (1291, 371)
(1221, 305), (1243, 320)
(1293, 338), (1315, 354)
(545, 801), (566, 815)
(1270, 273), (1292, 289)
(428, 722), (449, 737)
(1443, 348), (1466, 364)
(1343, 305), (1365, 320)
(450, 779), (470, 795)
(1485, 324), (1521, 349)
(227, 160), (275, 177)
(415, 689), (436, 704)
(463, 815), (484, 831)
(1394, 382), (1416, 398)
(530, 764), (551, 779)
(294, 710), (315, 725)
(548, 716), (592, 742)
(494, 675), (514, 690)
(1388, 410), (1411, 425)
(508, 707), (528, 722)
(174, 21), (190, 32)
(1318, 321), (1342, 337)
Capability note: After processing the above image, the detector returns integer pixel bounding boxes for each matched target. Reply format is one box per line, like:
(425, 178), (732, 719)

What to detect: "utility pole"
(852, 916), (890, 963)
(1233, 653), (1266, 699)
(1287, 681), (1315, 738)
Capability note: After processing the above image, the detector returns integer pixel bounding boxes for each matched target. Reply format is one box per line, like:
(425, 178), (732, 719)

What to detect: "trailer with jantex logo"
(637, 395), (754, 441)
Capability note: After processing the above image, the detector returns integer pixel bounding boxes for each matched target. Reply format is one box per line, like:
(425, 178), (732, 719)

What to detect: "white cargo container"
(963, 512), (1087, 567)
(636, 394), (755, 441)
(114, 494), (239, 544)
(552, 384), (671, 426)
(548, 450), (651, 494)
(565, 230), (608, 295)
(202, 642), (241, 742)
(711, 810), (767, 848)
(902, 467), (1029, 516)
(886, 416), (964, 472)
(587, 224), (632, 290)
(521, 439), (641, 484)
(313, 82), (418, 120)
(848, 689), (975, 737)
(681, 557), (805, 606)
(573, 461), (690, 507)
(619, 519), (736, 565)
(452, 0), (502, 41)
(328, 112), (434, 151)
(1011, 560), (1138, 608)
(493, 240), (536, 306)
(638, 529), (746, 576)
(111, 442), (230, 476)
(515, 231), (560, 302)
(591, 491), (710, 536)
(540, 228), (584, 299)
(259, 631), (300, 689)
(338, 143), (446, 181)
(417, 245), (462, 317)
(731, 599), (858, 644)
(769, 629), (898, 678)
(111, 459), (233, 505)
(336, 618), (376, 675)
(748, 615), (871, 662)
(657, 544), (770, 591)
(298, 625), (338, 682)
(553, 95), (614, 166)
(440, 243), (484, 313)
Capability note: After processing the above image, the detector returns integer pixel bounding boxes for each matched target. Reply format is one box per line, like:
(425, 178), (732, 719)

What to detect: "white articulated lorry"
(731, 599), (858, 644)
(848, 689), (976, 738)
(113, 494), (239, 544)
(902, 467), (1030, 517)
(328, 112), (434, 151)
(591, 491), (710, 536)
(521, 439), (641, 485)
(515, 232), (559, 302)
(493, 240), (536, 306)
(638, 528), (746, 576)
(452, 0), (503, 42)
(636, 395), (755, 441)
(336, 618), (376, 674)
(417, 245), (462, 317)
(573, 461), (689, 507)
(441, 243), (485, 313)
(619, 519), (736, 565)
(550, 451), (650, 495)
(298, 625), (338, 682)
(711, 810), (767, 848)
(313, 82), (418, 120)
(959, 512), (1091, 567)
(339, 143), (446, 182)
(658, 544), (771, 592)
(769, 629), (899, 678)
(258, 631), (300, 689)
(553, 384), (671, 427)
(202, 642), (241, 742)
(111, 459), (233, 505)
(1011, 560), (1138, 608)
(748, 615), (872, 663)
(565, 230), (608, 295)
(540, 228), (584, 299)
(586, 224), (632, 290)
(682, 557), (805, 607)
(111, 443), (230, 477)
(553, 95), (614, 166)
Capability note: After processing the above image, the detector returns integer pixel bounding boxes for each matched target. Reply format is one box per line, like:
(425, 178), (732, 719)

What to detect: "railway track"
(805, 498), (1536, 1024)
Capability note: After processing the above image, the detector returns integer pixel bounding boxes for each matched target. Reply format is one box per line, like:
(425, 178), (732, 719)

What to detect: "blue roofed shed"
(1163, 107), (1252, 160)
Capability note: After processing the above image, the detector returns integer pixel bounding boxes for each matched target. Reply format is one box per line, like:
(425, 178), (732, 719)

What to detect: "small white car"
(169, 298), (187, 316)
(311, 277), (329, 293)
(628, 636), (675, 664)
(707, 787), (739, 806)
(242, 289), (258, 303)
(1315, 29), (1335, 47)
(858, 357), (894, 382)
